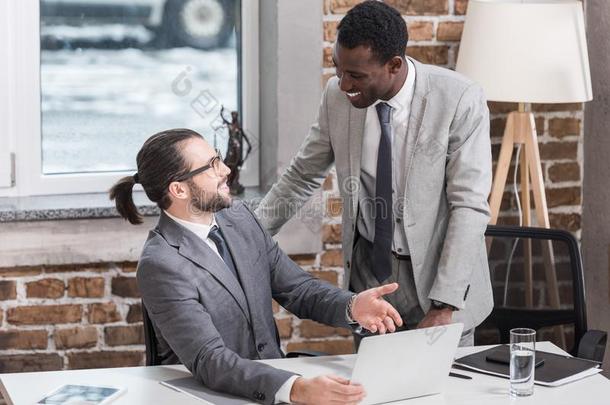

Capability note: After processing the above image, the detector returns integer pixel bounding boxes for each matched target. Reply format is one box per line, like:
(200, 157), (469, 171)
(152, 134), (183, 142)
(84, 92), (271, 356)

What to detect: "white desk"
(1, 342), (609, 404)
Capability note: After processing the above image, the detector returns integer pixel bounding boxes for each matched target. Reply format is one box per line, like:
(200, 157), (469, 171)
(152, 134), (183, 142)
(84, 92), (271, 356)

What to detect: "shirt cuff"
(275, 375), (299, 404)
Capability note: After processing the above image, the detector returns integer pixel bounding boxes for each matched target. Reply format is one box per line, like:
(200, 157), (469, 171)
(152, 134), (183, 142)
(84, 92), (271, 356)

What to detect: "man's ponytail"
(108, 128), (203, 225)
(109, 175), (142, 225)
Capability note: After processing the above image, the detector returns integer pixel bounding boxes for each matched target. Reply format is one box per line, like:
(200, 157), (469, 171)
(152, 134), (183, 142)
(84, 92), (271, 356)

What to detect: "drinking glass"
(510, 328), (536, 397)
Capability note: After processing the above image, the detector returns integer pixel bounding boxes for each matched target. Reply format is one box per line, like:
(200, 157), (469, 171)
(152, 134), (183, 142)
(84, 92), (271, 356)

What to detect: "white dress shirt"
(357, 57), (416, 255)
(163, 210), (222, 259)
(163, 211), (297, 403)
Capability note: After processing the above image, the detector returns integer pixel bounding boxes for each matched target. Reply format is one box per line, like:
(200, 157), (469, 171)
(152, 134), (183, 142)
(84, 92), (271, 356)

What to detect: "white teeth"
(347, 91), (361, 97)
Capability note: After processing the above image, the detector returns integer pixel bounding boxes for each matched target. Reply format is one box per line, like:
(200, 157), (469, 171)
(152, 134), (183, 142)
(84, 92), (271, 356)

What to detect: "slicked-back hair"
(109, 128), (202, 224)
(337, 1), (408, 64)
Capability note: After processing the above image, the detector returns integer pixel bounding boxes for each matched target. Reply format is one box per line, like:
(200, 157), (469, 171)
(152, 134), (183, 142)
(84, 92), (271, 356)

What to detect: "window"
(0, 0), (259, 196)
(0, 1), (14, 189)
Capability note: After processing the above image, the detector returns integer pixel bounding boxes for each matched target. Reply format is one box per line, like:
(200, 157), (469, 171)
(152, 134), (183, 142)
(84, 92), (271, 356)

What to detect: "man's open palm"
(351, 283), (403, 334)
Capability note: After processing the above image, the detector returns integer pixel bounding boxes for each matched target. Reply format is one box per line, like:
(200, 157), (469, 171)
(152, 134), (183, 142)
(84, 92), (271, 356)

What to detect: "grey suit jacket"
(255, 58), (493, 331)
(136, 201), (353, 404)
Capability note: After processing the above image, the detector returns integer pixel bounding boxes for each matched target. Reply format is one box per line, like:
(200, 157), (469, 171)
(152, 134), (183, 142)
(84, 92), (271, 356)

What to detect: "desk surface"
(1, 342), (609, 405)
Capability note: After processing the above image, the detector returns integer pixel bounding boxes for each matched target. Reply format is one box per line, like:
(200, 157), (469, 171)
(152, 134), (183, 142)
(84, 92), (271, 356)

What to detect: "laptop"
(349, 323), (464, 405)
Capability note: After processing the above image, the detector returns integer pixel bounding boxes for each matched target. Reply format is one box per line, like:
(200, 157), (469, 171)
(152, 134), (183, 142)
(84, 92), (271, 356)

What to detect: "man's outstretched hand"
(351, 283), (403, 334)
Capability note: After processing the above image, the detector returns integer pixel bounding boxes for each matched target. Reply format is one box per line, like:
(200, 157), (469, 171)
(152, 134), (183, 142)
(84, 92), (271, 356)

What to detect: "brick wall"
(0, 263), (144, 374)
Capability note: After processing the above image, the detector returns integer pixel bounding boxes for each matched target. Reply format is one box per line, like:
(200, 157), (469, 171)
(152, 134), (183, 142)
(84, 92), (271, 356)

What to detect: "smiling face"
(179, 137), (232, 214)
(333, 42), (406, 109)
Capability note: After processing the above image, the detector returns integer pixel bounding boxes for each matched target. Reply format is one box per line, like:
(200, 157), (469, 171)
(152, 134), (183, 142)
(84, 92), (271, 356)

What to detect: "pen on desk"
(449, 372), (472, 380)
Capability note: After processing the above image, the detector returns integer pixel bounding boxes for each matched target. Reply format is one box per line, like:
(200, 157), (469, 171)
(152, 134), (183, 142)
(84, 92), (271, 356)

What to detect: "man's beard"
(187, 178), (231, 214)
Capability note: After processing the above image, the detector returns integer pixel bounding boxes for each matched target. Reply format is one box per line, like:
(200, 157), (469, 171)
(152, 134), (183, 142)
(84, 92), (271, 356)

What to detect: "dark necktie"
(373, 102), (393, 283)
(207, 225), (239, 281)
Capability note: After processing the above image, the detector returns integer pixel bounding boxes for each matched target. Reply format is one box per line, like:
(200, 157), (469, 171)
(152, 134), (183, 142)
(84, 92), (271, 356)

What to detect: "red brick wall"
(0, 263), (144, 373)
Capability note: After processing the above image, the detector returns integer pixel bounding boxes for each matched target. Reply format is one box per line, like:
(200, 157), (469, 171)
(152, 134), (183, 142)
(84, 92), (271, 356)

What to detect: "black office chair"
(481, 225), (607, 362)
(142, 302), (160, 366)
(142, 301), (326, 366)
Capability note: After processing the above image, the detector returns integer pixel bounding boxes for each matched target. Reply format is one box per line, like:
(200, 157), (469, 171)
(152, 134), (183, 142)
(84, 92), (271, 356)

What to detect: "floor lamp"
(456, 0), (592, 344)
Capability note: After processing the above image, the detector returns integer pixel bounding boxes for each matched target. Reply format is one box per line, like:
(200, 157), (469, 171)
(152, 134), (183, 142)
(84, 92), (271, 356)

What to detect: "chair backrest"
(142, 301), (161, 366)
(483, 225), (587, 355)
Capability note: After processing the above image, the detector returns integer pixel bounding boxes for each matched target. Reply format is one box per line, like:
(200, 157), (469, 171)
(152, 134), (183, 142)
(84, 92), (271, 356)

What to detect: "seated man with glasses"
(109, 128), (403, 405)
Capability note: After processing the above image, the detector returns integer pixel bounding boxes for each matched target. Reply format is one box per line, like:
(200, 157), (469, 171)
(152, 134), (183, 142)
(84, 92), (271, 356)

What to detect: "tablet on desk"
(485, 345), (545, 368)
(37, 384), (126, 404)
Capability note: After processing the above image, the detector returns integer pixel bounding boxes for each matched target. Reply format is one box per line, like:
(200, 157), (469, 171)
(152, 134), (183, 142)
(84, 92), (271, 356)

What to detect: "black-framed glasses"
(175, 149), (224, 181)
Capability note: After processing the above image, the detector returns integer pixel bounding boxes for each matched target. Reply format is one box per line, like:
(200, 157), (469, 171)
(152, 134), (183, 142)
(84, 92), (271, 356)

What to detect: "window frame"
(0, 0), (259, 197)
(0, 1), (15, 189)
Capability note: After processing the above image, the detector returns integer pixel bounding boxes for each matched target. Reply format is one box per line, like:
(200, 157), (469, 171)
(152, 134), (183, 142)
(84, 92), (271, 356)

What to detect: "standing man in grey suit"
(255, 1), (493, 345)
(110, 129), (404, 404)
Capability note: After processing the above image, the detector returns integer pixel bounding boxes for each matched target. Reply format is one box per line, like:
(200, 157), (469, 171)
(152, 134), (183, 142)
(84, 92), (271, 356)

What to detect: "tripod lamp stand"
(456, 0), (592, 345)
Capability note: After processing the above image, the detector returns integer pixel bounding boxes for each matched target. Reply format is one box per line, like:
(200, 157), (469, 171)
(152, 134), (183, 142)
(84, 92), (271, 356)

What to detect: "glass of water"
(510, 328), (536, 397)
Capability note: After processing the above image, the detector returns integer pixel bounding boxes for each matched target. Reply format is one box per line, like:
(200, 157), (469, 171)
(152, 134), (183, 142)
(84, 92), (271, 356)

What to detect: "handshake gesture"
(290, 283), (402, 405)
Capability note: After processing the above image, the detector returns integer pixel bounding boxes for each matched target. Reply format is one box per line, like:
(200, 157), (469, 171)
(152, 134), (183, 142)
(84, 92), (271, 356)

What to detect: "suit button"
(257, 343), (266, 352)
(396, 218), (402, 223)
(346, 260), (351, 269)
(254, 391), (266, 401)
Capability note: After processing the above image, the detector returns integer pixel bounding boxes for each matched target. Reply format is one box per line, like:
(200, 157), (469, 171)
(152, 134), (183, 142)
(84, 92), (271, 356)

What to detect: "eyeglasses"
(175, 149), (224, 181)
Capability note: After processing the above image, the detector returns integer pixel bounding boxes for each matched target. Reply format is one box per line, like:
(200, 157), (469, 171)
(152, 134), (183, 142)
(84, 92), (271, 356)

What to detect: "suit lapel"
(214, 212), (259, 323)
(404, 58), (431, 186)
(158, 212), (252, 324)
(346, 59), (430, 210)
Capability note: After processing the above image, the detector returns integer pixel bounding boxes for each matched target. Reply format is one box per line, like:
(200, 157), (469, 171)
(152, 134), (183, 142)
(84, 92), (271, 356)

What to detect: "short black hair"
(337, 1), (407, 64)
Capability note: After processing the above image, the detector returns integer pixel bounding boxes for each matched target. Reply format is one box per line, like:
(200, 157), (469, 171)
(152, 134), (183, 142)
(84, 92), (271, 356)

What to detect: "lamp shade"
(455, 0), (592, 103)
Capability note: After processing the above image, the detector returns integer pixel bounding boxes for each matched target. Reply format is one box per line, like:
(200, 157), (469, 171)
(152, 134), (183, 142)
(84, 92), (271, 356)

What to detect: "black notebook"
(454, 344), (602, 387)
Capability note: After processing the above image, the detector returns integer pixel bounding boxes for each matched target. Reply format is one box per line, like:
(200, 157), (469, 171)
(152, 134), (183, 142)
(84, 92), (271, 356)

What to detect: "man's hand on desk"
(416, 308), (453, 329)
(290, 375), (365, 405)
(351, 282), (403, 334)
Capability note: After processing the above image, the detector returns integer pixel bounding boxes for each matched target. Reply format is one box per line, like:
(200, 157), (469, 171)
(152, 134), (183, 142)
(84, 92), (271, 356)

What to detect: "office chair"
(142, 302), (160, 366)
(483, 225), (607, 362)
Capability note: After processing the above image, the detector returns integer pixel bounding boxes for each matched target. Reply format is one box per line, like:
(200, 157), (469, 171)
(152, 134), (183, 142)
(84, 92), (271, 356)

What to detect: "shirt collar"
(163, 210), (217, 241)
(375, 57), (416, 112)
